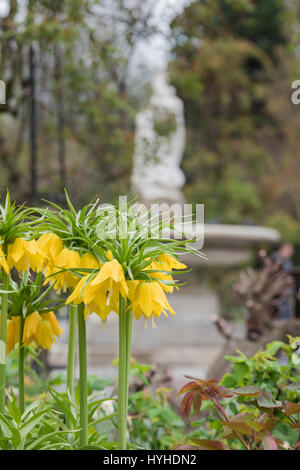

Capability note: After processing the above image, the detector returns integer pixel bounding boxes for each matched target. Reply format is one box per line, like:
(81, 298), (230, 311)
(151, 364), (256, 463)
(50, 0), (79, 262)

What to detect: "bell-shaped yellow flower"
(156, 253), (187, 271)
(65, 275), (111, 320)
(22, 310), (64, 350)
(7, 238), (47, 274)
(0, 245), (9, 274)
(12, 315), (21, 345)
(90, 259), (128, 296)
(46, 247), (81, 293)
(80, 253), (102, 271)
(37, 233), (63, 271)
(35, 320), (55, 350)
(84, 299), (112, 321)
(0, 315), (22, 354)
(144, 254), (186, 294)
(41, 311), (64, 338)
(66, 260), (128, 320)
(66, 275), (90, 306)
(147, 260), (175, 293)
(129, 281), (176, 320)
(6, 319), (15, 354)
(22, 311), (42, 345)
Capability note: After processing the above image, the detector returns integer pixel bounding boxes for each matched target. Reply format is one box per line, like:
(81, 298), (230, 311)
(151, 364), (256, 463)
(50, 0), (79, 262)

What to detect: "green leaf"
(286, 381), (300, 391)
(266, 341), (287, 355)
(21, 399), (43, 421)
(232, 385), (262, 397)
(257, 391), (281, 408)
(220, 373), (237, 388)
(0, 414), (13, 439)
(233, 362), (249, 381)
(19, 410), (48, 440)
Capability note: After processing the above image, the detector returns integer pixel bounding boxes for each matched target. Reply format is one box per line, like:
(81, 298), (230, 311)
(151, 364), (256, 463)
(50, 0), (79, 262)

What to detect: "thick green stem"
(0, 272), (9, 413)
(125, 308), (132, 410)
(118, 295), (132, 450)
(77, 302), (88, 447)
(18, 315), (25, 414)
(67, 304), (77, 402)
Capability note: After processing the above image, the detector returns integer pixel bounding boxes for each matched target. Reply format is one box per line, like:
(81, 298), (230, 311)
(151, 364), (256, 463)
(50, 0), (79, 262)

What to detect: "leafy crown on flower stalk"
(45, 194), (206, 325)
(0, 272), (65, 353)
(0, 191), (47, 275)
(34, 192), (105, 293)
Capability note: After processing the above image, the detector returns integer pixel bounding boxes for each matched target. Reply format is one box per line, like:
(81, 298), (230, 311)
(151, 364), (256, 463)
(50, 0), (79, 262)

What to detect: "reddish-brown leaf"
(223, 421), (253, 436)
(175, 445), (199, 450)
(192, 392), (202, 415)
(191, 439), (226, 450)
(211, 384), (233, 398)
(181, 391), (194, 417)
(262, 434), (278, 450)
(284, 401), (300, 416)
(178, 381), (201, 396)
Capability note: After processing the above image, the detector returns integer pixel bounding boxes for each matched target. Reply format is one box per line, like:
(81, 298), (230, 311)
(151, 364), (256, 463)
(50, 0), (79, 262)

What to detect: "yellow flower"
(90, 259), (128, 296)
(12, 316), (21, 345)
(41, 311), (64, 338)
(66, 275), (111, 319)
(144, 254), (186, 294)
(84, 299), (112, 321)
(129, 281), (176, 320)
(0, 315), (21, 354)
(80, 253), (102, 271)
(7, 238), (47, 274)
(35, 320), (55, 350)
(147, 261), (175, 293)
(22, 310), (64, 350)
(6, 319), (16, 354)
(37, 233), (63, 271)
(0, 245), (9, 274)
(66, 275), (90, 305)
(126, 280), (139, 299)
(66, 260), (128, 320)
(46, 247), (81, 293)
(22, 311), (42, 345)
(156, 253), (187, 271)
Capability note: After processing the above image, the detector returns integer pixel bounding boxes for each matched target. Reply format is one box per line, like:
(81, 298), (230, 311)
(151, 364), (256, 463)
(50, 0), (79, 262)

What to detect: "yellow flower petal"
(12, 316), (21, 345)
(0, 246), (9, 274)
(22, 311), (42, 345)
(35, 320), (54, 350)
(80, 253), (101, 270)
(41, 312), (64, 338)
(6, 319), (15, 354)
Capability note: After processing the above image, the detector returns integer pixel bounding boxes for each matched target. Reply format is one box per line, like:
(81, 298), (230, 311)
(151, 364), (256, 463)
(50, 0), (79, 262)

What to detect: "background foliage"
(170, 0), (300, 240)
(1, 0), (300, 244)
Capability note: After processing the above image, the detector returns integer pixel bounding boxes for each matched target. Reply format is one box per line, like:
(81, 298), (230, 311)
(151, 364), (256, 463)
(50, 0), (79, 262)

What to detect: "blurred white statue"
(131, 71), (186, 203)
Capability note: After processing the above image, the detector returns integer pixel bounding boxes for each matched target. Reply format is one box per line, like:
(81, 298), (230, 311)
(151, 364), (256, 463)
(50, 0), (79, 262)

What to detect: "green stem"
(0, 271), (9, 413)
(18, 315), (25, 414)
(118, 295), (132, 450)
(67, 304), (77, 402)
(125, 308), (132, 410)
(77, 302), (88, 447)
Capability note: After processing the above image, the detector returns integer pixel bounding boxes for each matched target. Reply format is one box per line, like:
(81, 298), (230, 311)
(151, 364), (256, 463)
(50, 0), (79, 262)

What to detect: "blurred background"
(1, 0), (300, 383)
